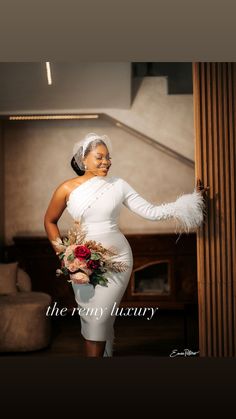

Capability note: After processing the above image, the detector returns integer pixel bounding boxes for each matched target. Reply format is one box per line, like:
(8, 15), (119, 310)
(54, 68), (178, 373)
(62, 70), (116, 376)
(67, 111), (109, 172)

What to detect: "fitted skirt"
(71, 228), (133, 356)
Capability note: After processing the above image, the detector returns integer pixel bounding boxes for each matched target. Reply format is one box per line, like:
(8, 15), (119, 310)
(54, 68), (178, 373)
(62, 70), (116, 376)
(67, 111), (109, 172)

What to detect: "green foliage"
(89, 271), (109, 287)
(90, 252), (101, 260)
(67, 253), (75, 261)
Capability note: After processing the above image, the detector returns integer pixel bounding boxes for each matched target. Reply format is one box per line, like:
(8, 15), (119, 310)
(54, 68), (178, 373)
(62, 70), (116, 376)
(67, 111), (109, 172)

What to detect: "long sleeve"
(121, 178), (206, 234)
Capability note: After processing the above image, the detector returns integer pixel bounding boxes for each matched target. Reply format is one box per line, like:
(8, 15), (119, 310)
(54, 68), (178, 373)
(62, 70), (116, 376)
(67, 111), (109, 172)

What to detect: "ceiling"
(0, 62), (132, 115)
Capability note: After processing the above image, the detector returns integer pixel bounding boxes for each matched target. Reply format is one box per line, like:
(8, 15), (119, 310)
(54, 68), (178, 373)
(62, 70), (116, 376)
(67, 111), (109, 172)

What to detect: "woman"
(44, 132), (207, 357)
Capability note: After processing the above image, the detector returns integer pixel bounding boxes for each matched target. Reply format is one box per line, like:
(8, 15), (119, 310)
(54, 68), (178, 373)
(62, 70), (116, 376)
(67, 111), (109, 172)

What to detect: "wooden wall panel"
(193, 63), (236, 357)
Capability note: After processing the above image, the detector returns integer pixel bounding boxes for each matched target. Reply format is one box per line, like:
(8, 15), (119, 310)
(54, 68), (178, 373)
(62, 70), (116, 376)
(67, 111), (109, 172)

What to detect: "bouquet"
(51, 221), (129, 288)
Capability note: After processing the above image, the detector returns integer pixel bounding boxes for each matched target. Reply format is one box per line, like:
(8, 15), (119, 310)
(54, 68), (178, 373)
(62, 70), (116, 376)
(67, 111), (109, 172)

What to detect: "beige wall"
(3, 75), (195, 245)
(4, 117), (194, 245)
(104, 77), (194, 161)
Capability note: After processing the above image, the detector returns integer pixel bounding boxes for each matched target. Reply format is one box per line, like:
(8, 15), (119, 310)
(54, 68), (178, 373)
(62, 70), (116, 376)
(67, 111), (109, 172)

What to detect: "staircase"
(132, 62), (193, 95)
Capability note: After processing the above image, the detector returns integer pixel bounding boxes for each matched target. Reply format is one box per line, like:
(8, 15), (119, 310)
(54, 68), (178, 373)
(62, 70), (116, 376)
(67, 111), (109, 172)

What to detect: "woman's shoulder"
(56, 177), (80, 194)
(109, 176), (125, 185)
(110, 176), (126, 183)
(109, 176), (133, 189)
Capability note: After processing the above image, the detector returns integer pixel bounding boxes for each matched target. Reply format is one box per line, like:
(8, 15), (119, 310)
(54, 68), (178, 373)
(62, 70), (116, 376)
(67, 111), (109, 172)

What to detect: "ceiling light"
(45, 62), (52, 85)
(8, 114), (99, 120)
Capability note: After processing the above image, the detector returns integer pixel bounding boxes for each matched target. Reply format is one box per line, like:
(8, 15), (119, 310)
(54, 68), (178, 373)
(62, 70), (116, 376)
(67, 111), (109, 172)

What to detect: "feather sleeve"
(121, 178), (206, 234)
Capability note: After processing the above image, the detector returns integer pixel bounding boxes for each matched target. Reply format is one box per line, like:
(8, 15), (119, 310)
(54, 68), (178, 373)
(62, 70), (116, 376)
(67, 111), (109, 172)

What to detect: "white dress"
(66, 175), (205, 357)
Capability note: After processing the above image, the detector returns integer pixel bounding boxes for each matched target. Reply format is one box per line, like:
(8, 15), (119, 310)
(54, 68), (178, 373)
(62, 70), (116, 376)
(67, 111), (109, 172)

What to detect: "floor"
(1, 308), (199, 357)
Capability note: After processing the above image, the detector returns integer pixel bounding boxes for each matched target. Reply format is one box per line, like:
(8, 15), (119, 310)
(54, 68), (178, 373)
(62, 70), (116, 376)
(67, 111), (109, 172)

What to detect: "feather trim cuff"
(171, 189), (207, 233)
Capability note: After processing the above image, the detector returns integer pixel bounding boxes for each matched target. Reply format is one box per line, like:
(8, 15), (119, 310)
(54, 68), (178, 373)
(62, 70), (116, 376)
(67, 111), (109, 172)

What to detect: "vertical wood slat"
(229, 64), (236, 353)
(207, 63), (217, 355)
(193, 62), (236, 357)
(213, 63), (223, 356)
(220, 63), (229, 355)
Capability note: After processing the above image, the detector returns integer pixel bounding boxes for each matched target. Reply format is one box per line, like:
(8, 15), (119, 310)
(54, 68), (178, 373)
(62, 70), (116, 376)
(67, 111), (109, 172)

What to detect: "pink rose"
(65, 257), (92, 275)
(68, 260), (82, 272)
(64, 244), (77, 268)
(69, 271), (90, 284)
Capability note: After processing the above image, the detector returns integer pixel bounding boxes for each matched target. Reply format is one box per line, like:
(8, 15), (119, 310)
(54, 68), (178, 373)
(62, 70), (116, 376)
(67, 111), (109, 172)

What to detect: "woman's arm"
(121, 178), (207, 233)
(44, 183), (68, 255)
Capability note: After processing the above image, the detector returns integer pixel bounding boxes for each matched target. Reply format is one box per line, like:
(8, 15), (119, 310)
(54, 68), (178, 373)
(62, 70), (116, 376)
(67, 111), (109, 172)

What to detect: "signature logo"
(169, 348), (199, 357)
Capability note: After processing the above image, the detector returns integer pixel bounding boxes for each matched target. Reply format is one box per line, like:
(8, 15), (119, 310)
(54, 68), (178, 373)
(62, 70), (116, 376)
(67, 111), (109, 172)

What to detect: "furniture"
(0, 262), (52, 352)
(122, 233), (198, 309)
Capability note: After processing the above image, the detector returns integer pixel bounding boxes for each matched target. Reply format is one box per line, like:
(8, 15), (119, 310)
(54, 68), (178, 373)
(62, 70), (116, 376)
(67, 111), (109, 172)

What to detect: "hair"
(70, 155), (85, 176)
(70, 139), (109, 176)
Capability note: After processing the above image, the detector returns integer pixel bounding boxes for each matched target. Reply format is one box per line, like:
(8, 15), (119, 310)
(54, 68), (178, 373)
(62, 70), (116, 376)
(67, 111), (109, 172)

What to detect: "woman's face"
(83, 144), (112, 176)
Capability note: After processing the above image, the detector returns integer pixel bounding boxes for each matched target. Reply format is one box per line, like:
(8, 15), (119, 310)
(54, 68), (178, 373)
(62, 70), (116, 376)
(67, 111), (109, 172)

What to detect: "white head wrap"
(72, 132), (112, 171)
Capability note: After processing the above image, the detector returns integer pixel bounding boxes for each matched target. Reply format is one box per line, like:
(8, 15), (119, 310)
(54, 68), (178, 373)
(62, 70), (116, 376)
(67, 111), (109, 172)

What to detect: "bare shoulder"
(59, 177), (81, 190)
(55, 177), (81, 198)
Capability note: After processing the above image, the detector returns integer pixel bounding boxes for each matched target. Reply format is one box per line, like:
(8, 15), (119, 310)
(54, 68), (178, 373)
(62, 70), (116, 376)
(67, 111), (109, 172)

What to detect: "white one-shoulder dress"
(66, 175), (205, 357)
